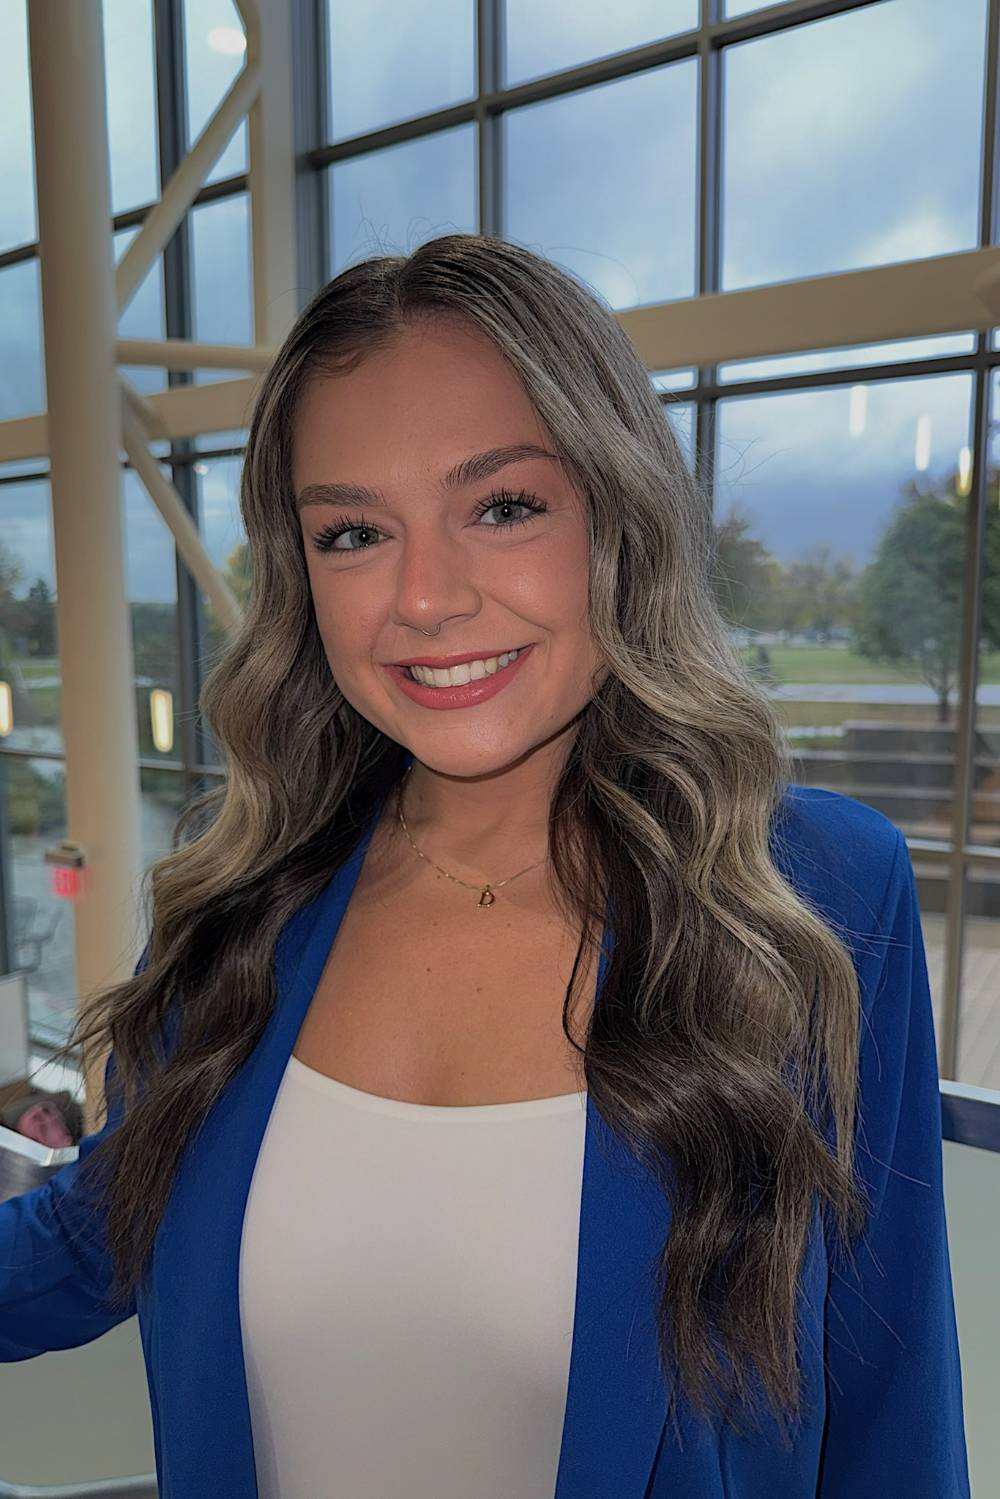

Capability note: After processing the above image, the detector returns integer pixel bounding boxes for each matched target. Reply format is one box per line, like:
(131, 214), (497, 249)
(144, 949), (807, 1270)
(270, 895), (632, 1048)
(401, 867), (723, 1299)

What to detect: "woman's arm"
(817, 831), (971, 1496)
(0, 943), (150, 1360)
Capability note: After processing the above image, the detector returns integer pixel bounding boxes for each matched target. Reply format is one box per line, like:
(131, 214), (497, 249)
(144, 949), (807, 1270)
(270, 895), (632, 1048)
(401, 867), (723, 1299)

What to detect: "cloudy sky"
(0, 0), (991, 603)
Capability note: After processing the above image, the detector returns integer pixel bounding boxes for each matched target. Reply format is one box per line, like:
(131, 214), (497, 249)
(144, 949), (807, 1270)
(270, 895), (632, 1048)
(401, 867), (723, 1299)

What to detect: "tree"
(773, 543), (857, 641)
(19, 578), (57, 656)
(852, 467), (1000, 723)
(711, 505), (783, 631)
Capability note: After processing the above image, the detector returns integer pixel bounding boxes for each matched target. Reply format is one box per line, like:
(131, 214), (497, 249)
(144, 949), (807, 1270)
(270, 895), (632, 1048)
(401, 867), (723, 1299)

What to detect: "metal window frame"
(1, 0), (999, 1080)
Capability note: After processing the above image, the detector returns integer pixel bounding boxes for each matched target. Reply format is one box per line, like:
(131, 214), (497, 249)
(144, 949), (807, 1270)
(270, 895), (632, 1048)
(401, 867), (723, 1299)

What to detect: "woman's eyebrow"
(295, 443), (559, 511)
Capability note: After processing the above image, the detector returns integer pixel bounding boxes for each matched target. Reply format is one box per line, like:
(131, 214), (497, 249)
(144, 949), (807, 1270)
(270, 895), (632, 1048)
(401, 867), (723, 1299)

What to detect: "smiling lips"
(386, 643), (535, 710)
(405, 648), (523, 687)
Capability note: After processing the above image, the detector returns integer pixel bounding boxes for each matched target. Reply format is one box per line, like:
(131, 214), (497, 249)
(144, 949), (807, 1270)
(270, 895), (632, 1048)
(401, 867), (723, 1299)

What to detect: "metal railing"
(0, 1479), (158, 1498)
(1, 1083), (997, 1499)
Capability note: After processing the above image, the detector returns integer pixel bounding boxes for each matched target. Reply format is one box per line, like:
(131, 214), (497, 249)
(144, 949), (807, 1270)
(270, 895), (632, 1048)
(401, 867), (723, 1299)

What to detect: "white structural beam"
(25, 0), (144, 1135)
(0, 376), (262, 462)
(3, 243), (999, 467)
(617, 246), (1000, 372)
(116, 59), (261, 315)
(238, 0), (300, 344)
(120, 402), (244, 637)
(116, 336), (276, 371)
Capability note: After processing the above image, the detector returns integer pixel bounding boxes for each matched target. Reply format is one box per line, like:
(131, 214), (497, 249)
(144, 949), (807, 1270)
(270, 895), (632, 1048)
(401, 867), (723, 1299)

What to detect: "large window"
(2, 0), (1000, 1087)
(720, 0), (987, 290)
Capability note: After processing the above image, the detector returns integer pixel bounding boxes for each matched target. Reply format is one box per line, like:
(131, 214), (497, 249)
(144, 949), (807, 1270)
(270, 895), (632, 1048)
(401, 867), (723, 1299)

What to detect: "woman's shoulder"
(769, 782), (905, 931)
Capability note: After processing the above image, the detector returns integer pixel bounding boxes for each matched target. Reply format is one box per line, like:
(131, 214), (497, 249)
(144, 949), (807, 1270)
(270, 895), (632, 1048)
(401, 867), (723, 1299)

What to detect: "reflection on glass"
(504, 60), (697, 313)
(504, 0), (698, 87)
(183, 0), (248, 183)
(714, 372), (974, 843)
(0, 261), (44, 422)
(103, 0), (159, 214)
(326, 0), (474, 142)
(958, 872), (1000, 1090)
(327, 125), (477, 276)
(721, 0), (986, 291)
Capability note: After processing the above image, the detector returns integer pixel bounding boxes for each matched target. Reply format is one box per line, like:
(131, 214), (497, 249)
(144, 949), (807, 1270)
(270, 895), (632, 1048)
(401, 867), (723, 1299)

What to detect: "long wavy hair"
(43, 231), (868, 1449)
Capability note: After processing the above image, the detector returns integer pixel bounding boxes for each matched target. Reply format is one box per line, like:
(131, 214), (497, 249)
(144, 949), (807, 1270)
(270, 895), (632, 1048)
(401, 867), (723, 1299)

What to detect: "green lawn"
(739, 644), (1000, 685)
(11, 649), (1000, 739)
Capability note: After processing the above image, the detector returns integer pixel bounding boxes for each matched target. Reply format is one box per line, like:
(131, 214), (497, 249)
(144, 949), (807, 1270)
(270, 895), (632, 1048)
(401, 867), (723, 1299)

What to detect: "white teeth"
(409, 648), (520, 688)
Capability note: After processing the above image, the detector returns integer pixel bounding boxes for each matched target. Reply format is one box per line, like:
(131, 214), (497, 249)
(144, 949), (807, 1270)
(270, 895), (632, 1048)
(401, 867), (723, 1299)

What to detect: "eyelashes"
(309, 486), (549, 556)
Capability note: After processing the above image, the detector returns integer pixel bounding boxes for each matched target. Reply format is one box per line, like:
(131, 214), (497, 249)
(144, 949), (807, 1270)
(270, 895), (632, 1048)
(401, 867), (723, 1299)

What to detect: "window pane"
(0, 261), (44, 422)
(183, 0), (248, 184)
(970, 370), (1000, 851)
(0, 479), (57, 749)
(191, 456), (246, 768)
(0, 1), (36, 251)
(190, 193), (253, 383)
(193, 455), (245, 571)
(0, 458), (47, 481)
(103, 0), (159, 214)
(123, 467), (181, 770)
(4, 759), (190, 1051)
(651, 368), (697, 393)
(326, 0), (475, 143)
(3, 754), (73, 1049)
(723, 0), (773, 16)
(714, 371), (974, 845)
(193, 427), (248, 453)
(505, 0), (698, 87)
(505, 60), (697, 312)
(666, 398), (695, 472)
(0, 466), (181, 756)
(721, 0), (987, 291)
(719, 334), (978, 385)
(327, 124), (477, 276)
(959, 869), (1000, 1089)
(114, 227), (167, 397)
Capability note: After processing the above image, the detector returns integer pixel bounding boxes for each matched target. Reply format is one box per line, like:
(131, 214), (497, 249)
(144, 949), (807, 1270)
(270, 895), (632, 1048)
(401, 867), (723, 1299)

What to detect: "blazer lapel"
(553, 1042), (672, 1497)
(143, 774), (670, 1499)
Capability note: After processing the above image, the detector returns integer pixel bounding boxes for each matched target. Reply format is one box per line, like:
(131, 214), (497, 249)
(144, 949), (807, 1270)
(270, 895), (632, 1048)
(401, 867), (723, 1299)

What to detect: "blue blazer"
(0, 780), (971, 1497)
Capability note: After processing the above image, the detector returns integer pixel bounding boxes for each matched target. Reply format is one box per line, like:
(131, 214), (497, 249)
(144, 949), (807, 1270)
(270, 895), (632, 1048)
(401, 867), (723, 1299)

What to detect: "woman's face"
(291, 319), (606, 780)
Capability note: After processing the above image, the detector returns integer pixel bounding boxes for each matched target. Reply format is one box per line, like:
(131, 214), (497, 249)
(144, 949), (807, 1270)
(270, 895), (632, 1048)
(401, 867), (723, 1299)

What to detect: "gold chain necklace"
(395, 764), (547, 908)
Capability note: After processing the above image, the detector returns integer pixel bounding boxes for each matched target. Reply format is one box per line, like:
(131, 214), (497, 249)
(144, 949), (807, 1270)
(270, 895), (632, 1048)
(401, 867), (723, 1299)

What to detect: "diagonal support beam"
(120, 391), (245, 637)
(116, 59), (261, 316)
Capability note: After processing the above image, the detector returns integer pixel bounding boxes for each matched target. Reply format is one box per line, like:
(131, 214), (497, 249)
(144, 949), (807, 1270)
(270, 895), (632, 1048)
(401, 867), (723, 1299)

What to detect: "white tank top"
(240, 1053), (588, 1499)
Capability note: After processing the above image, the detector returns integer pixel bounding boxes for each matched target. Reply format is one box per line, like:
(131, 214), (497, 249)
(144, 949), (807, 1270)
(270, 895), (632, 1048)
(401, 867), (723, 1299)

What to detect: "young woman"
(0, 233), (970, 1499)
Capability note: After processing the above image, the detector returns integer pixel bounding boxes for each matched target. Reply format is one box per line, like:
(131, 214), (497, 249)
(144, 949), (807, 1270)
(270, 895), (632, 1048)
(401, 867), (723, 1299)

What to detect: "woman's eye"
(312, 516), (382, 554)
(310, 487), (547, 556)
